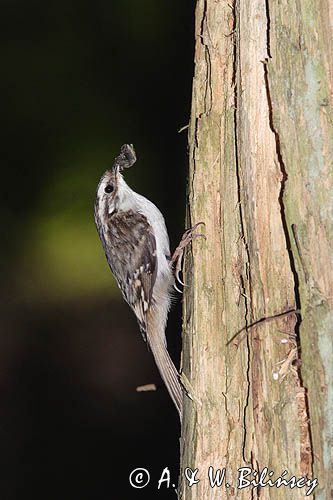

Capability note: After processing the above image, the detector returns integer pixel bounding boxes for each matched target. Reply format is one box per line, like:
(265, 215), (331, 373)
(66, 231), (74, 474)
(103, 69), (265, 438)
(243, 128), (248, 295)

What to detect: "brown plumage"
(94, 145), (183, 419)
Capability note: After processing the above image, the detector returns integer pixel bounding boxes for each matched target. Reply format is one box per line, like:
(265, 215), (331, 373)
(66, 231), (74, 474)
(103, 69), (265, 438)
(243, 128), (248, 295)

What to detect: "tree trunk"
(180, 1), (332, 499)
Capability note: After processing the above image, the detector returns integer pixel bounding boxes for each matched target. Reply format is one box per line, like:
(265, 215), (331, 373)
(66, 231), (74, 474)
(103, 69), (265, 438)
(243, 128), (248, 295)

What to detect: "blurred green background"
(0, 1), (194, 498)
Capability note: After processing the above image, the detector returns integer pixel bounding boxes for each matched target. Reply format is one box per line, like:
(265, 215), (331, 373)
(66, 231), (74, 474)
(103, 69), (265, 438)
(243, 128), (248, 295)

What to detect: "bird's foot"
(171, 222), (205, 292)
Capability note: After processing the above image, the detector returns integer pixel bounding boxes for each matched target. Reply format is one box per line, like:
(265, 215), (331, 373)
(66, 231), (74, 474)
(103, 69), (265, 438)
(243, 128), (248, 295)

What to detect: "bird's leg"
(171, 222), (205, 292)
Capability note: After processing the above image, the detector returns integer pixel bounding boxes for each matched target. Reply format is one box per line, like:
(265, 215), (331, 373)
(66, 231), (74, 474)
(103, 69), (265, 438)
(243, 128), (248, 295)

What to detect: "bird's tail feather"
(146, 313), (183, 420)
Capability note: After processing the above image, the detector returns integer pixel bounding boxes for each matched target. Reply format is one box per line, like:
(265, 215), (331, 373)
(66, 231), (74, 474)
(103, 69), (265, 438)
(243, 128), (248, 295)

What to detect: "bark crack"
(263, 61), (301, 333)
(189, 0), (212, 219)
(264, 0), (272, 58)
(232, 0), (253, 465)
(263, 55), (314, 478)
(199, 0), (212, 115)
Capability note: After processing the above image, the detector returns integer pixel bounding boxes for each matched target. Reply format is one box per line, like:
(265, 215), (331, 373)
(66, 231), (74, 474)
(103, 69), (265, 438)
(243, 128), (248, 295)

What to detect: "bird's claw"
(171, 222), (205, 293)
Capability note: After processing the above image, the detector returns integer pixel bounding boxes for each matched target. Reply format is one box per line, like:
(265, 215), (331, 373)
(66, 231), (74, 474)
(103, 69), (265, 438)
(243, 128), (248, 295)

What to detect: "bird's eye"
(104, 184), (114, 194)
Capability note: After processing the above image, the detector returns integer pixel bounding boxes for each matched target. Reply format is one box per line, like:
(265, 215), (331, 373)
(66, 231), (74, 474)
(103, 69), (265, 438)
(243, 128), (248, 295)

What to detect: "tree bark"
(180, 1), (332, 499)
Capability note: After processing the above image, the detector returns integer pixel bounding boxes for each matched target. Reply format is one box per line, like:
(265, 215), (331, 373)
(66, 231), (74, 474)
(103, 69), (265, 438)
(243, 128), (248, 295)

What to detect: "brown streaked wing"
(106, 210), (157, 336)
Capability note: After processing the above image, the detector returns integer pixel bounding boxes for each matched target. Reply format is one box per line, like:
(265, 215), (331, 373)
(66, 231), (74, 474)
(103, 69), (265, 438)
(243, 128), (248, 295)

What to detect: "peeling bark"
(180, 1), (332, 499)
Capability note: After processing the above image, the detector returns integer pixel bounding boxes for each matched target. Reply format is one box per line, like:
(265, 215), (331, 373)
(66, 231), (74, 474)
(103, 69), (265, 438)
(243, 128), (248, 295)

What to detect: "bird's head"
(95, 144), (137, 221)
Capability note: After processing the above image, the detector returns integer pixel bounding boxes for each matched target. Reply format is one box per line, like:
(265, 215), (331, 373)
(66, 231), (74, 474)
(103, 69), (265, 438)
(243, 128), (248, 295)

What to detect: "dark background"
(0, 1), (194, 498)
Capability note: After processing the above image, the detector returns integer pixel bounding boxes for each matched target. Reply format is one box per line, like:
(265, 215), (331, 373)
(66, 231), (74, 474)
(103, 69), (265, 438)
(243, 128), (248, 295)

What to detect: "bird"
(94, 144), (185, 418)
